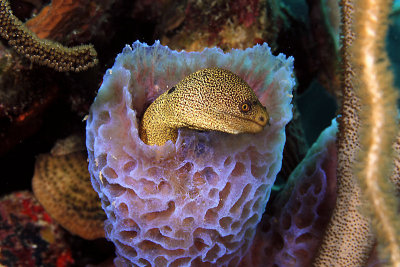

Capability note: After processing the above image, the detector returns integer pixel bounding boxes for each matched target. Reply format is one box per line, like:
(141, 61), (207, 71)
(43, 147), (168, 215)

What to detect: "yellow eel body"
(140, 67), (270, 146)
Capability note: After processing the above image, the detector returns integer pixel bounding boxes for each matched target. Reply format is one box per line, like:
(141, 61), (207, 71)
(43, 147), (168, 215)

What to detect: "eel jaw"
(182, 111), (269, 135)
(209, 107), (270, 134)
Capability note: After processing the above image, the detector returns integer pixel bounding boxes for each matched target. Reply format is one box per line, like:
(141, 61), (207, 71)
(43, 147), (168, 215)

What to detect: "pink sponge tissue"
(86, 41), (294, 266)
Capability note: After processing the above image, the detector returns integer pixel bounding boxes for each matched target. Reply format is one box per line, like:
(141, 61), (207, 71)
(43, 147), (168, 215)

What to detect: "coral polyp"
(86, 41), (294, 265)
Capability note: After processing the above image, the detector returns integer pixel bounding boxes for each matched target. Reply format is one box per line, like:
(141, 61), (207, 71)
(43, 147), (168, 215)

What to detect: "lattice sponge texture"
(86, 41), (294, 266)
(240, 119), (338, 266)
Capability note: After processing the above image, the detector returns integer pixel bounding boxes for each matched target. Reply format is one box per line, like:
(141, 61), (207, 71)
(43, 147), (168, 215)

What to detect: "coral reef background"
(0, 0), (399, 265)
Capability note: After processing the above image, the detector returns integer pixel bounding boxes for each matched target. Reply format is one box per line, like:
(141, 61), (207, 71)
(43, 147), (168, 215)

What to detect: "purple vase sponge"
(241, 119), (338, 266)
(86, 41), (294, 266)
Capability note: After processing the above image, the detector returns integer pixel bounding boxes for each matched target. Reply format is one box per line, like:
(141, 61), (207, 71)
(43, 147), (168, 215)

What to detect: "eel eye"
(240, 101), (251, 113)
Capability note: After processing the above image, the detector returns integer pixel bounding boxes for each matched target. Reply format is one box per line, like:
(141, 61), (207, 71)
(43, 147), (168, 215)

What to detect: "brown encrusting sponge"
(0, 0), (98, 72)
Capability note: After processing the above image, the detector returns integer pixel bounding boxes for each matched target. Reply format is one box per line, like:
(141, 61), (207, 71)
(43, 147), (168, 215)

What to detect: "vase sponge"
(86, 41), (294, 266)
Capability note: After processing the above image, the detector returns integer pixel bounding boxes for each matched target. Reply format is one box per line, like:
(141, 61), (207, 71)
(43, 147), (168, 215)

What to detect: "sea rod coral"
(86, 41), (294, 265)
(314, 0), (400, 265)
(352, 0), (400, 263)
(0, 0), (98, 71)
(312, 0), (374, 264)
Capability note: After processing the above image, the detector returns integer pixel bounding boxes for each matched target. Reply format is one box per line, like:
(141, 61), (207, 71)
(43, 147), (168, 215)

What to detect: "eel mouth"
(219, 110), (269, 132)
(228, 115), (266, 131)
(183, 109), (268, 134)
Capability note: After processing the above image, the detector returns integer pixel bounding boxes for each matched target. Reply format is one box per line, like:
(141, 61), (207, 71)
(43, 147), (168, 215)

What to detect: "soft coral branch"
(314, 0), (400, 265)
(312, 0), (374, 265)
(353, 0), (400, 263)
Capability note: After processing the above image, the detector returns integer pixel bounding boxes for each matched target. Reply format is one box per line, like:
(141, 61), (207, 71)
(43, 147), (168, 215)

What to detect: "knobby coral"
(86, 41), (294, 265)
(0, 0), (98, 71)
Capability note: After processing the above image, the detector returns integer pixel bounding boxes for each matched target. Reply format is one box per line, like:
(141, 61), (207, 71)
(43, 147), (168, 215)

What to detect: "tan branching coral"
(313, 0), (374, 265)
(353, 0), (400, 263)
(314, 0), (400, 265)
(391, 130), (400, 191)
(0, 0), (98, 71)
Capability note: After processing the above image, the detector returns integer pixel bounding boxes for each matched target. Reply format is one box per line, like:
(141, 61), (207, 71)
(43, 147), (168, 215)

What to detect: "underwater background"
(0, 0), (398, 266)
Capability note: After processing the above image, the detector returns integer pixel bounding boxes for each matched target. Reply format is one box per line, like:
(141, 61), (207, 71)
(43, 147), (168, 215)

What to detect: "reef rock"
(0, 191), (74, 266)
